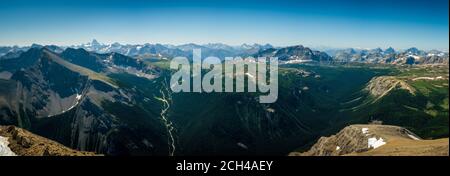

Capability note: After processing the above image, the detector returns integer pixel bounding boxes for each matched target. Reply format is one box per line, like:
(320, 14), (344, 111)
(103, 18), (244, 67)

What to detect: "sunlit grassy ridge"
(43, 50), (118, 88)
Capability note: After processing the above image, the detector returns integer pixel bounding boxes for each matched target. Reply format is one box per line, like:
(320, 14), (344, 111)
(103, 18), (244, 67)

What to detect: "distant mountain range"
(1, 39), (448, 65)
(330, 47), (449, 65)
(72, 39), (274, 59)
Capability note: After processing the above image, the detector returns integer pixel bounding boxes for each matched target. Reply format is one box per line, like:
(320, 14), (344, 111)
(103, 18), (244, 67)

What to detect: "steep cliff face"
(0, 49), (156, 155)
(0, 125), (98, 156)
(1, 49), (114, 152)
(290, 124), (448, 156)
(365, 76), (416, 100)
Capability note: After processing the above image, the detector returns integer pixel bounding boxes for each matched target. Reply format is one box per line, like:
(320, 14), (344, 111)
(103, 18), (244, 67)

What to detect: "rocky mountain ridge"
(290, 124), (449, 156)
(2, 40), (448, 65)
(0, 125), (98, 156)
(332, 47), (449, 65)
(0, 48), (165, 155)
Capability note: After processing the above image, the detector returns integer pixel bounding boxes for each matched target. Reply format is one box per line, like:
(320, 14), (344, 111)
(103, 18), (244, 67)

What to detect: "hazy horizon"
(2, 39), (448, 52)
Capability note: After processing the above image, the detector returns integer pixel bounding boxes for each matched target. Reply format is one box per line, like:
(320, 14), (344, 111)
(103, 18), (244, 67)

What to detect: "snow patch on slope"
(408, 134), (420, 140)
(362, 128), (369, 134)
(47, 93), (83, 117)
(368, 137), (386, 149)
(64, 94), (82, 113)
(0, 136), (16, 156)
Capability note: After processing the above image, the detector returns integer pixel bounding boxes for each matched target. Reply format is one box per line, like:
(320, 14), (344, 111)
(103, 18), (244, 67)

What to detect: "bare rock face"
(0, 49), (134, 155)
(298, 125), (370, 156)
(0, 125), (99, 156)
(290, 124), (448, 156)
(331, 47), (449, 65)
(365, 76), (415, 98)
(255, 45), (332, 62)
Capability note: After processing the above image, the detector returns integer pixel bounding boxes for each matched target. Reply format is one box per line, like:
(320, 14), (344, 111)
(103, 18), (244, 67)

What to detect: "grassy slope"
(337, 65), (449, 139)
(43, 50), (117, 88)
(348, 138), (449, 156)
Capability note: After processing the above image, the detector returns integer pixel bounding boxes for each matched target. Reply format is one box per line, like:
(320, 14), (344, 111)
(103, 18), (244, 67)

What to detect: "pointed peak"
(31, 43), (43, 48)
(91, 39), (100, 45)
(406, 47), (419, 52)
(263, 43), (273, 48)
(384, 47), (396, 53)
(292, 45), (305, 49)
(371, 47), (383, 52)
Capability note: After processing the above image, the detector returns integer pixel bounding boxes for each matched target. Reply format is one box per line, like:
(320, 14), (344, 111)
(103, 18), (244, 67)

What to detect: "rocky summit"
(0, 125), (98, 156)
(290, 124), (449, 156)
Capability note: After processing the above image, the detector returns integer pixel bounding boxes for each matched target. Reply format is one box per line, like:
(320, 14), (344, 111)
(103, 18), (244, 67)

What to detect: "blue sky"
(0, 0), (448, 50)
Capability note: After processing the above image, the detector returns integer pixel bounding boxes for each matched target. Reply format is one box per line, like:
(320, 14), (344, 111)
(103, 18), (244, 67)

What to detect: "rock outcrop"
(255, 45), (332, 62)
(365, 76), (415, 100)
(0, 125), (99, 156)
(290, 124), (449, 156)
